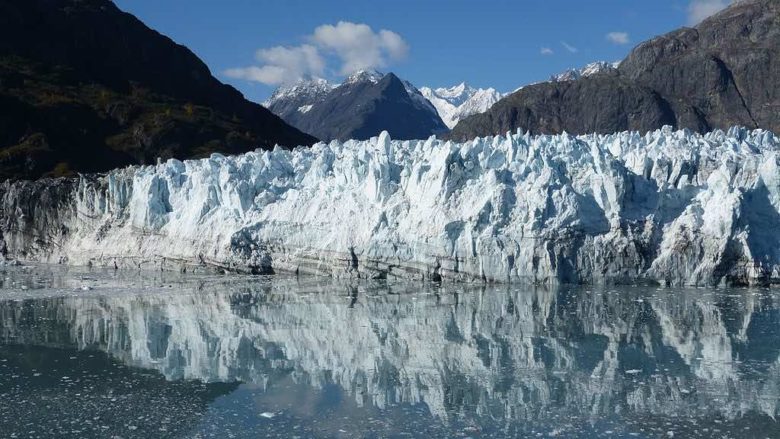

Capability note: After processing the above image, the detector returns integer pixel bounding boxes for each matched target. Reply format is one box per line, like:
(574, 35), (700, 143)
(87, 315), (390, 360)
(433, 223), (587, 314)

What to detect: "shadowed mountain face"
(0, 0), (316, 180)
(268, 72), (448, 142)
(448, 0), (780, 140)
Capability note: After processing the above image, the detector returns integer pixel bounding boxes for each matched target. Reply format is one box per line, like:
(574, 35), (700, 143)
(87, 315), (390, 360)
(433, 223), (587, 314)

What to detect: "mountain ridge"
(448, 0), (780, 140)
(419, 83), (504, 129)
(0, 0), (316, 180)
(266, 70), (447, 142)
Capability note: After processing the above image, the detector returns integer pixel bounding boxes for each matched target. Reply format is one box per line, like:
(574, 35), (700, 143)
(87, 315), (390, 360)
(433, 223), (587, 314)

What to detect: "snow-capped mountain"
(267, 73), (501, 135)
(428, 63), (618, 127)
(265, 70), (447, 141)
(551, 61), (620, 82)
(263, 77), (335, 119)
(503, 61), (622, 95)
(420, 83), (503, 129)
(342, 69), (384, 85)
(400, 78), (444, 119)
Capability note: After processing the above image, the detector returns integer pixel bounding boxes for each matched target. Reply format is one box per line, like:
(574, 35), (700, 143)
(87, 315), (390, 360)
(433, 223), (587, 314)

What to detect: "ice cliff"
(1, 126), (779, 286)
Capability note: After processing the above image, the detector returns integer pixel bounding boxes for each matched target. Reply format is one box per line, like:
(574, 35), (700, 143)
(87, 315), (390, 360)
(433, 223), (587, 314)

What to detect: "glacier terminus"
(1, 126), (779, 287)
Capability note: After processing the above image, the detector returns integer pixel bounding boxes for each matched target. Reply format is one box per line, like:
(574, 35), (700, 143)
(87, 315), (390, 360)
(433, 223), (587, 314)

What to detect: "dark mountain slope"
(448, 0), (780, 140)
(264, 78), (334, 129)
(0, 0), (316, 180)
(268, 71), (448, 142)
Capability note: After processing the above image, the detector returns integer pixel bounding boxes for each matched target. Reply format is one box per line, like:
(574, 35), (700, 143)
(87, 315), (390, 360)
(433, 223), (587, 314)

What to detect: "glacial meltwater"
(1, 265), (779, 438)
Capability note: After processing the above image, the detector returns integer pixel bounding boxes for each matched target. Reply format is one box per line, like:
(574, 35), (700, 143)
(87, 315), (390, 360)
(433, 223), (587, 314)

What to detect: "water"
(0, 265), (779, 438)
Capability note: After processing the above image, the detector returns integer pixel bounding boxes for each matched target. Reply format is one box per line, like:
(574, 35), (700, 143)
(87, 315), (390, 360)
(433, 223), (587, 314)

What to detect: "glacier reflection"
(1, 266), (780, 437)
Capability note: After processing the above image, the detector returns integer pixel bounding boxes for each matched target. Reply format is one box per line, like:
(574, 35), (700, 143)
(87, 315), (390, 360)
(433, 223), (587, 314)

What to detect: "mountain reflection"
(1, 269), (780, 436)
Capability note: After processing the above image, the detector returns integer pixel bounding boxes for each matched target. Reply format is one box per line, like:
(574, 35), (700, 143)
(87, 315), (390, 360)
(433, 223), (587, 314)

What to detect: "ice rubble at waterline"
(3, 126), (779, 286)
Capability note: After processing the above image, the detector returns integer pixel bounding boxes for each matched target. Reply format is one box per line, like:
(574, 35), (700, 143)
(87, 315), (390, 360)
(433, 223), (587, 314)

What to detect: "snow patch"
(551, 61), (620, 82)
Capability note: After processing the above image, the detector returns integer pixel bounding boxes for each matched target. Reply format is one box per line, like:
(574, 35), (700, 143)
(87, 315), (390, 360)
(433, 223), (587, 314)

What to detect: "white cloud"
(561, 41), (578, 53)
(255, 44), (325, 76)
(540, 47), (554, 55)
(224, 66), (288, 85)
(606, 32), (630, 45)
(225, 21), (409, 85)
(311, 21), (408, 75)
(687, 0), (731, 25)
(224, 44), (324, 85)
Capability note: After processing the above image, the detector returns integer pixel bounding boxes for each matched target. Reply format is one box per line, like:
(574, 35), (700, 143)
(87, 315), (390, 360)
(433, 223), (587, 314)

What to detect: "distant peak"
(420, 82), (505, 129)
(344, 69), (384, 84)
(264, 76), (335, 107)
(272, 76), (332, 91)
(383, 72), (402, 82)
(551, 61), (619, 82)
(452, 82), (467, 93)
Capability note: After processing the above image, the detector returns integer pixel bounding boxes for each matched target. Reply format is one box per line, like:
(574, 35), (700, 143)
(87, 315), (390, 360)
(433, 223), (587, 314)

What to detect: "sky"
(113, 0), (733, 103)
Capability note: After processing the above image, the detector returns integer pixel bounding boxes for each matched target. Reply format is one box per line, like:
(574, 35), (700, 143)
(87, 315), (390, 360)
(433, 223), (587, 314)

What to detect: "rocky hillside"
(448, 0), (780, 140)
(0, 0), (316, 180)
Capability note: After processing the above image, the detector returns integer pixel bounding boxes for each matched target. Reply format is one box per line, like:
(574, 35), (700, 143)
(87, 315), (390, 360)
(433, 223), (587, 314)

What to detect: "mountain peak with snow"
(420, 83), (504, 129)
(551, 61), (620, 82)
(344, 69), (385, 85)
(266, 70), (446, 141)
(263, 77), (335, 108)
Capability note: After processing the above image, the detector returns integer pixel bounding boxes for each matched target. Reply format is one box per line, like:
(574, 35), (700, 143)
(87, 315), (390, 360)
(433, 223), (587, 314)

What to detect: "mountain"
(0, 0), (316, 180)
(550, 61), (619, 82)
(263, 77), (335, 123)
(448, 0), (780, 141)
(3, 126), (778, 286)
(266, 70), (447, 142)
(419, 83), (503, 129)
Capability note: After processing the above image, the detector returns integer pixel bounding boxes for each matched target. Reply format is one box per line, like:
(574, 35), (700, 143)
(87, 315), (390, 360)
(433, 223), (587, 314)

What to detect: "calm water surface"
(0, 265), (779, 438)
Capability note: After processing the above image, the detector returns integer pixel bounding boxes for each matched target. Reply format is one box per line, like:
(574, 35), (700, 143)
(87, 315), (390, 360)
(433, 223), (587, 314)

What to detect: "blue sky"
(113, 0), (731, 103)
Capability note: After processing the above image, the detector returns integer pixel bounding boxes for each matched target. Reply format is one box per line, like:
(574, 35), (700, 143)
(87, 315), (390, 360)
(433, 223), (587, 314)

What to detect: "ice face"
(1, 126), (779, 286)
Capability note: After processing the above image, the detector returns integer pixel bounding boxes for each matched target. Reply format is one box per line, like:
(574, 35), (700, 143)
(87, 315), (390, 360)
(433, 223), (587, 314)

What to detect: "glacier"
(1, 126), (779, 286)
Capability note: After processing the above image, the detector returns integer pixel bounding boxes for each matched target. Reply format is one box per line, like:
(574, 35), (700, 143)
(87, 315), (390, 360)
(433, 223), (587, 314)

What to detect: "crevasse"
(2, 126), (779, 286)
